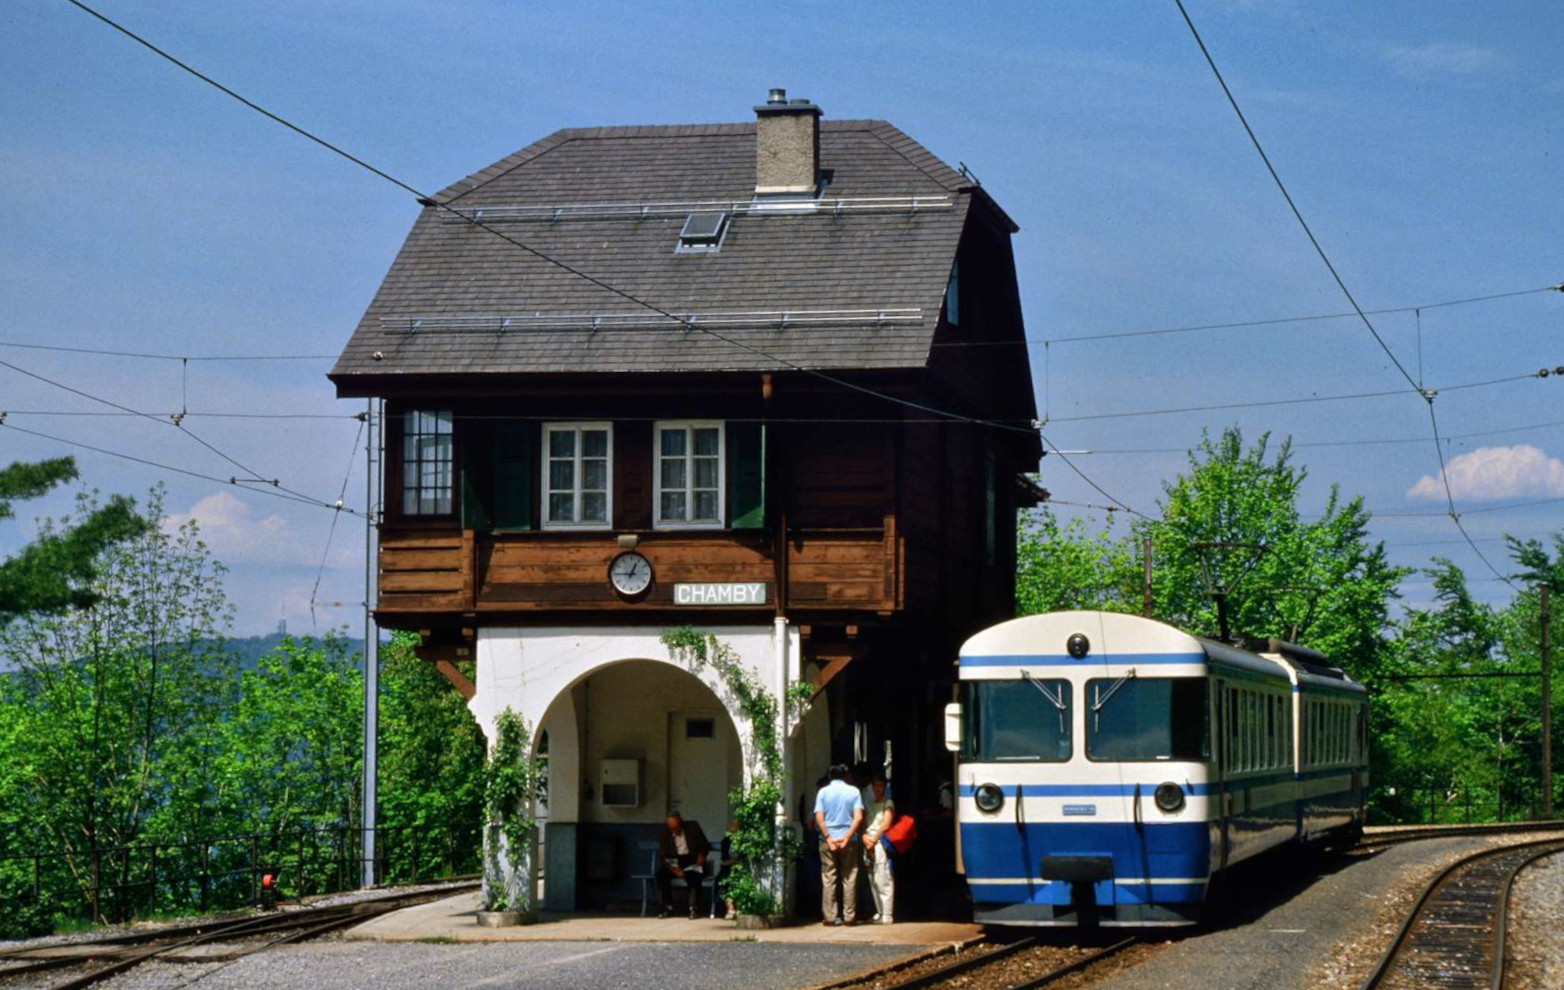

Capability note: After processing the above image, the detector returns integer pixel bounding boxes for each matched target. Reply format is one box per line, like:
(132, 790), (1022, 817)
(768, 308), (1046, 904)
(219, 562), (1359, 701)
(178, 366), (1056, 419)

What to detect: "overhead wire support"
(0, 420), (362, 517)
(0, 355), (353, 515)
(309, 415), (367, 624)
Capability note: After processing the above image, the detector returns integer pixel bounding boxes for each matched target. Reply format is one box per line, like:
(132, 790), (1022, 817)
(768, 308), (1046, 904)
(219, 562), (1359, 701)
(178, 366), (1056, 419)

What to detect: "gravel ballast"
(1504, 849), (1564, 990)
(1090, 834), (1564, 990)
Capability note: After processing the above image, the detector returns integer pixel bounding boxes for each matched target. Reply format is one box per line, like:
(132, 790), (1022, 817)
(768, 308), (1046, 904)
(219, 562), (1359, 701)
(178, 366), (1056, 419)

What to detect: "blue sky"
(2, 0), (1561, 634)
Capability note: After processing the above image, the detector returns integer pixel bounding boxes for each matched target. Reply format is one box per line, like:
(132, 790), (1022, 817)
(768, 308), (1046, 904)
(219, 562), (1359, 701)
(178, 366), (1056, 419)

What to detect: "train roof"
(958, 611), (1365, 694)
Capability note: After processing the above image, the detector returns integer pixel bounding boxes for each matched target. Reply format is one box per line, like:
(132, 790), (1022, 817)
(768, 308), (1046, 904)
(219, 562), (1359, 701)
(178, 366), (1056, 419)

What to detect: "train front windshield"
(961, 679), (1072, 762)
(1086, 678), (1209, 762)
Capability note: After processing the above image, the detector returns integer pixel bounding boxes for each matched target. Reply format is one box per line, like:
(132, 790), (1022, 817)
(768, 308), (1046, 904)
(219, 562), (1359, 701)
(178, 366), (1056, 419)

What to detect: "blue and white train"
(945, 611), (1369, 926)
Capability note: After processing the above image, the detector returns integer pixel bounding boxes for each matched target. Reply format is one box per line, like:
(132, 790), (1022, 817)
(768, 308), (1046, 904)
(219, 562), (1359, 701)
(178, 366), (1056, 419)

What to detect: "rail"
(0, 820), (481, 929)
(0, 882), (478, 990)
(1357, 837), (1564, 990)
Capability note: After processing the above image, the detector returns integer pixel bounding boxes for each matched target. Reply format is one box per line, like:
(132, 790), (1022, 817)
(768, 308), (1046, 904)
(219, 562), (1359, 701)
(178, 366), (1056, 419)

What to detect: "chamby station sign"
(673, 582), (769, 606)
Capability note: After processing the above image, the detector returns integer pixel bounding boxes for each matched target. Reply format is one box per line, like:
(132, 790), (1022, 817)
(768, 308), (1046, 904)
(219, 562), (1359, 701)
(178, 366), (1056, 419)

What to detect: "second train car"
(944, 610), (1368, 926)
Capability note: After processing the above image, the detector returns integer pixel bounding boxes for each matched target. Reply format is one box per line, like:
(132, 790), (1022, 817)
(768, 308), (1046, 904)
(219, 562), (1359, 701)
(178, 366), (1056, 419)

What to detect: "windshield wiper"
(1091, 668), (1137, 732)
(1021, 669), (1068, 734)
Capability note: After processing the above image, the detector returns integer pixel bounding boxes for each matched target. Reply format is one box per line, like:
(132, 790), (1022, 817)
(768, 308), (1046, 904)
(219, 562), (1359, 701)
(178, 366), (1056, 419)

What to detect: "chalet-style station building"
(330, 91), (1040, 913)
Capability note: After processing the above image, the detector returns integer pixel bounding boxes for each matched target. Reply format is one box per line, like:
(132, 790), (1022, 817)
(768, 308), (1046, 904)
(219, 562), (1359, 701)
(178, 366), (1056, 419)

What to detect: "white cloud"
(1384, 42), (1504, 79)
(163, 492), (352, 568)
(1407, 445), (1564, 502)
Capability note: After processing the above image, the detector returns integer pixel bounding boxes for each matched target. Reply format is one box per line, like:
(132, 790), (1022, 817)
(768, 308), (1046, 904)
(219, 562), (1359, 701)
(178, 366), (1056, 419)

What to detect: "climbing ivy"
(661, 628), (802, 917)
(482, 707), (540, 913)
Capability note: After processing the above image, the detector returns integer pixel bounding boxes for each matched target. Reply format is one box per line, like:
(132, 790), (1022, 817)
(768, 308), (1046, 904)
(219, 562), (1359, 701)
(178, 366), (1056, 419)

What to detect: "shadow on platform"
(347, 891), (982, 946)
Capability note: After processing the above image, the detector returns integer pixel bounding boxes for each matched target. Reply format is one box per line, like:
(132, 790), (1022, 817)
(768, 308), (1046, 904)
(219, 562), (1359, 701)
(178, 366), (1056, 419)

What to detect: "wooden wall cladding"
(375, 521), (903, 616)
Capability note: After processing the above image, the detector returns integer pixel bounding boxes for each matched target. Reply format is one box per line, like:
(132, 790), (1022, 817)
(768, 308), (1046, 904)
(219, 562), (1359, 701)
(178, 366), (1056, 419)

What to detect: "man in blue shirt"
(813, 763), (865, 925)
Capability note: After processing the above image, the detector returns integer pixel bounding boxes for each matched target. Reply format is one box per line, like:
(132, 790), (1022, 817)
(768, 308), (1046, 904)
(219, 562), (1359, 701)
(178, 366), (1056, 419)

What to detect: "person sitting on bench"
(656, 811), (711, 918)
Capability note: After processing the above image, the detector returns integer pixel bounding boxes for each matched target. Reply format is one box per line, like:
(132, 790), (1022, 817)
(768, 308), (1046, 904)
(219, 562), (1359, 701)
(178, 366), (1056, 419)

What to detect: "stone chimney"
(754, 88), (821, 196)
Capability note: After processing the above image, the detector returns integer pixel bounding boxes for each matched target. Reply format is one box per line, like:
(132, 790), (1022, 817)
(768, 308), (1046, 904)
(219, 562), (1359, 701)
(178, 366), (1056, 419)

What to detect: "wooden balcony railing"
(376, 517), (904, 618)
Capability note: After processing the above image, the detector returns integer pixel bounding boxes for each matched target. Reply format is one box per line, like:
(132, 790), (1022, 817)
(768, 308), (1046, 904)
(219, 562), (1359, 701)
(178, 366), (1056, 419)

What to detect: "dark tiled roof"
(330, 120), (979, 382)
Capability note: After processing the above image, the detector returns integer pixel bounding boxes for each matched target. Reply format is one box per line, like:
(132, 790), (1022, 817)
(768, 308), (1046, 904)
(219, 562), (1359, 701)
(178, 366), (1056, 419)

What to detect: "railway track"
(1359, 820), (1564, 850)
(0, 883), (477, 990)
(1357, 837), (1564, 990)
(820, 935), (1139, 990)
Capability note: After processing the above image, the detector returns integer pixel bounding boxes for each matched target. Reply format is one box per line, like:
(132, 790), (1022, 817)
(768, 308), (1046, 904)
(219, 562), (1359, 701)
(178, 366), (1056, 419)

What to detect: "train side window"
(1266, 695), (1277, 769)
(1301, 697), (1313, 769)
(1240, 691), (1251, 772)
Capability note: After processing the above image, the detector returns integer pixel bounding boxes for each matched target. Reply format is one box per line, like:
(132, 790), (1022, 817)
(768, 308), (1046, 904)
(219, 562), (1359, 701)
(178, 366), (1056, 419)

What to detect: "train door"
(1212, 679), (1229, 871)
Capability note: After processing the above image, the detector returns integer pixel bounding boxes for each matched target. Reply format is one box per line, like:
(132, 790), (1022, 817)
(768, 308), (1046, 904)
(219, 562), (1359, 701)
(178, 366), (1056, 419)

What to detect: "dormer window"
(675, 211), (729, 254)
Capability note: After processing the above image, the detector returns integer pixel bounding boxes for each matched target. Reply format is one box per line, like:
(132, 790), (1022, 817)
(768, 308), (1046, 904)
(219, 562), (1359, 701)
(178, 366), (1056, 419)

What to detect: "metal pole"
(1542, 585), (1553, 819)
(1142, 534), (1153, 618)
(363, 398), (381, 887)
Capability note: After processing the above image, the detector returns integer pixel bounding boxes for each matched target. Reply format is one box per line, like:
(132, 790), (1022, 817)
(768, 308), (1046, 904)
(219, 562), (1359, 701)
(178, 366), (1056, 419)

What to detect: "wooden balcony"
(375, 517), (904, 620)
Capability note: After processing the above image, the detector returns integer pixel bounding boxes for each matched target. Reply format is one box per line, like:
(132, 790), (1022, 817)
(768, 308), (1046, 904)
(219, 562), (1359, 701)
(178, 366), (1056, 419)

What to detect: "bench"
(633, 840), (721, 917)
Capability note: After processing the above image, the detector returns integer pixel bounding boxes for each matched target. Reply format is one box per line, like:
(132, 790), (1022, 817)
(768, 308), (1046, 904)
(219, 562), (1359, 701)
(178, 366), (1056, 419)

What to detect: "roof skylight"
(675, 211), (729, 254)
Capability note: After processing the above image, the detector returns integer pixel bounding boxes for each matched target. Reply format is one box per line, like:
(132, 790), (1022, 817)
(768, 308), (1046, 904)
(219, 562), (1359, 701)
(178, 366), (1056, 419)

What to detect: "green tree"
(216, 633), (363, 838)
(0, 487), (234, 921)
(0, 458), (148, 620)
(378, 632), (485, 834)
(1018, 428), (1406, 673)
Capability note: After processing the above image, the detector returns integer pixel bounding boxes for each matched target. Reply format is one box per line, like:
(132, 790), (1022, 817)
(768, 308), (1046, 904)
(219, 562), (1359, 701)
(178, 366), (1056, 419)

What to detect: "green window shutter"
(460, 420), (493, 532)
(492, 422), (536, 531)
(729, 421), (765, 529)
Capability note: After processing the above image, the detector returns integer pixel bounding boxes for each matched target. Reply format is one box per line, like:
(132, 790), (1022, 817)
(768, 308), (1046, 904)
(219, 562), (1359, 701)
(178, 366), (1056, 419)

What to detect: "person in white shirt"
(860, 771), (895, 924)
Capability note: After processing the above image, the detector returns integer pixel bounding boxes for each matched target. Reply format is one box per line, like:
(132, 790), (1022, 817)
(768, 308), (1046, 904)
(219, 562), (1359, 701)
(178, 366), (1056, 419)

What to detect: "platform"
(346, 891), (982, 947)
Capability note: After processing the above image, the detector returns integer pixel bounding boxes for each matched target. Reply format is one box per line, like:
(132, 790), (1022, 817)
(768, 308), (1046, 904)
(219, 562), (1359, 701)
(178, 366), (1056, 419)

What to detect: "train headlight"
(974, 783), (1006, 813)
(1153, 782), (1186, 813)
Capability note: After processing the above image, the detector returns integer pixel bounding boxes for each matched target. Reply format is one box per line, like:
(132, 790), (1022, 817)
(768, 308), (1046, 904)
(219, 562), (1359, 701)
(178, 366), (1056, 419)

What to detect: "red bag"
(885, 813), (918, 854)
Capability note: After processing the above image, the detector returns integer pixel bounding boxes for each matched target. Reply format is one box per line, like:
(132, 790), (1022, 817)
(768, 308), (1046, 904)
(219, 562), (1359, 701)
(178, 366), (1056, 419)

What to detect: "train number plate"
(1062, 804), (1098, 816)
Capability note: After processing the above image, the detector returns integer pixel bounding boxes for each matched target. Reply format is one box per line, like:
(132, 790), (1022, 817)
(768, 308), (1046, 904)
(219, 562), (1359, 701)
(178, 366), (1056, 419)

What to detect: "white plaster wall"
(472, 625), (799, 780)
(551, 660), (741, 826)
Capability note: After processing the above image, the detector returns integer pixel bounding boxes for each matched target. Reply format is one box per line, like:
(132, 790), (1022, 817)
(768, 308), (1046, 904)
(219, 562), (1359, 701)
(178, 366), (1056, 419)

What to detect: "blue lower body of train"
(961, 773), (1365, 926)
(962, 820), (1211, 925)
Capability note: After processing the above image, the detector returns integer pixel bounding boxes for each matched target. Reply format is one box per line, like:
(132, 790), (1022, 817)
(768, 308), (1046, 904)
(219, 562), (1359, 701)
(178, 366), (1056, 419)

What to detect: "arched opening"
(533, 659), (743, 911)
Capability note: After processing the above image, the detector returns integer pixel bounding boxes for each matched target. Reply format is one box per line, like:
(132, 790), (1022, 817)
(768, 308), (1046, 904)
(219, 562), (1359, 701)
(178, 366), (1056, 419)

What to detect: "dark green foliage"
(1018, 428), (1406, 674)
(0, 486), (485, 932)
(1016, 427), (1559, 824)
(0, 459), (149, 619)
(481, 708), (540, 912)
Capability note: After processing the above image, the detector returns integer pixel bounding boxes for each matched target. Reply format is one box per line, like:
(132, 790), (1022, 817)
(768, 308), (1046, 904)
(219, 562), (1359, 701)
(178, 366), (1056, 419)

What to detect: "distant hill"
(228, 632), (366, 671)
(0, 632), (365, 676)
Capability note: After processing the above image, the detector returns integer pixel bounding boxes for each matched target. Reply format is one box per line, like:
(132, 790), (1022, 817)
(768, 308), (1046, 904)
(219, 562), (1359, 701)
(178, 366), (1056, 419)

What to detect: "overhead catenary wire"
(4, 280), (1556, 360)
(1172, 0), (1521, 592)
(930, 282), (1564, 348)
(1049, 417), (1564, 456)
(0, 339), (337, 361)
(53, 0), (1037, 442)
(0, 420), (362, 517)
(0, 356), (350, 514)
(1047, 367), (1558, 424)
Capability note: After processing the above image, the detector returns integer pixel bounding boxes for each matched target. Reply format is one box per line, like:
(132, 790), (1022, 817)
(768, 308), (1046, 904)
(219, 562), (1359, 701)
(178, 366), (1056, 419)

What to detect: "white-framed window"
(542, 422), (612, 528)
(401, 409), (454, 515)
(655, 421), (724, 528)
